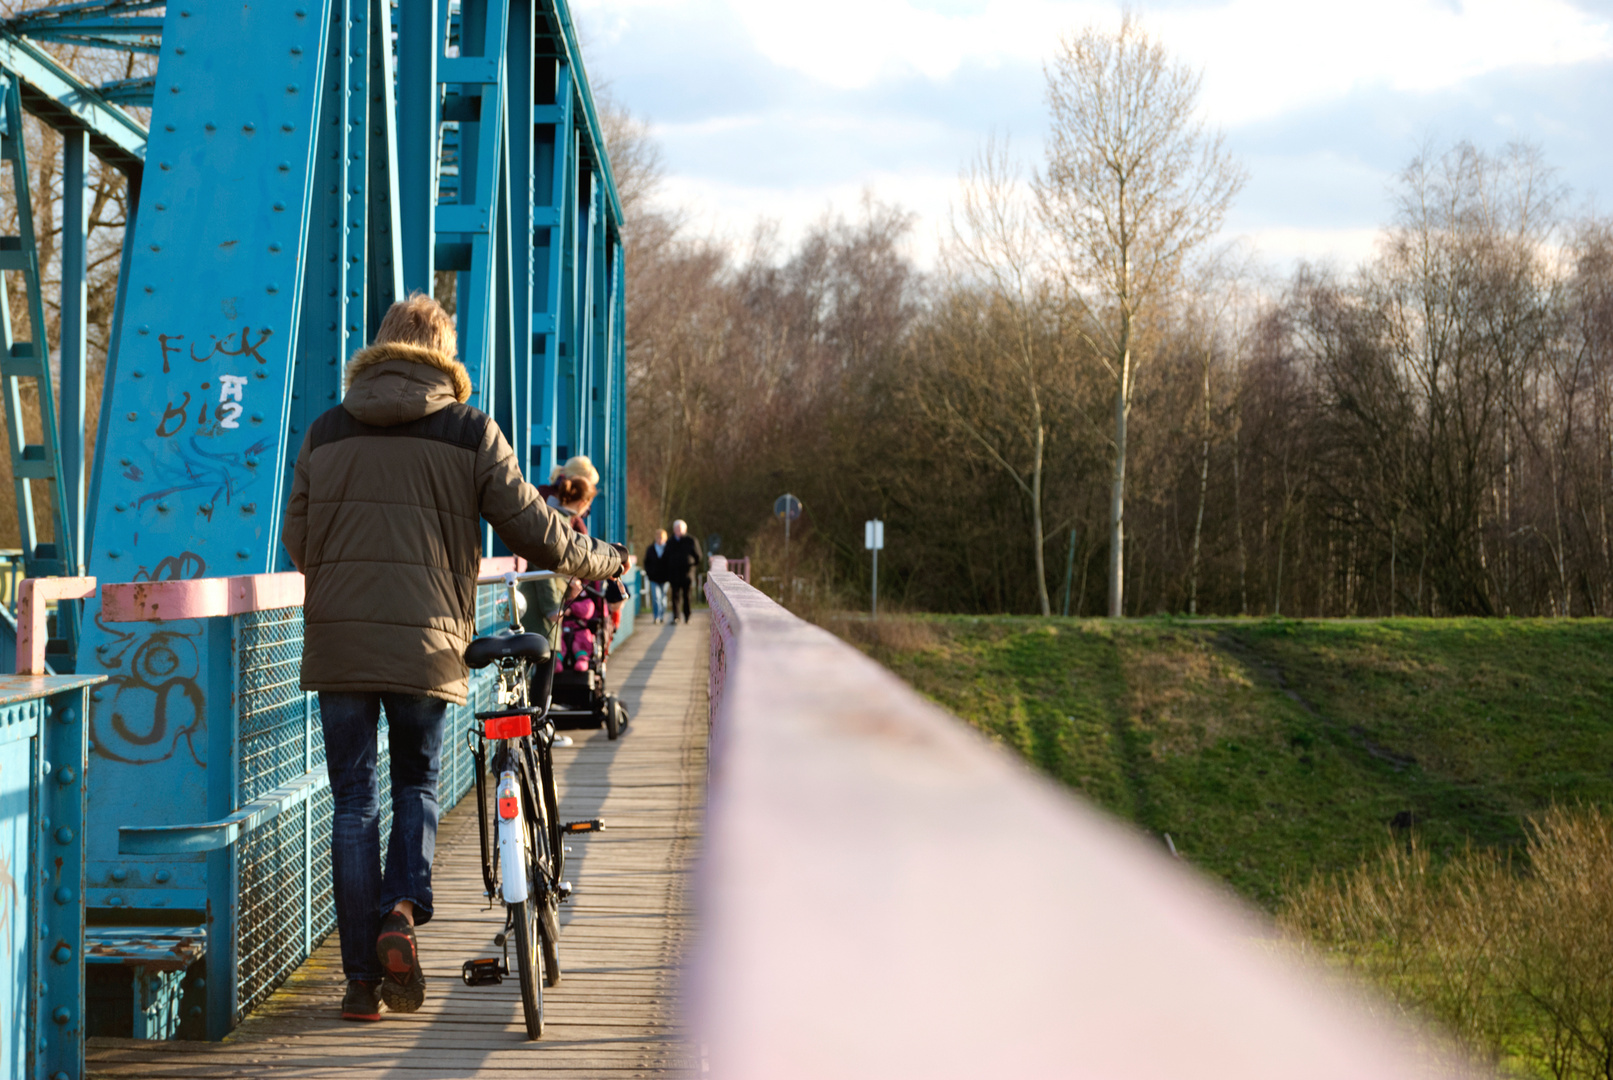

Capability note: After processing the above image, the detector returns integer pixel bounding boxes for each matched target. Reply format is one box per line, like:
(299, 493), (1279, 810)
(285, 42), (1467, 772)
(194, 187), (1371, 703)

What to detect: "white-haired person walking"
(663, 520), (702, 625)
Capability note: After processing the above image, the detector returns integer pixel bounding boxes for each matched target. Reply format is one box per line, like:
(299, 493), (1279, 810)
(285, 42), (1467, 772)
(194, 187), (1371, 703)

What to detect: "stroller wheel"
(604, 694), (622, 740)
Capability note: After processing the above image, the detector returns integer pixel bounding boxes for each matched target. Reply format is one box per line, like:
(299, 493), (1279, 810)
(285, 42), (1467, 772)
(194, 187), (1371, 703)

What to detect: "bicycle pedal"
(562, 819), (605, 834)
(461, 957), (507, 986)
(558, 881), (574, 901)
(493, 931), (507, 948)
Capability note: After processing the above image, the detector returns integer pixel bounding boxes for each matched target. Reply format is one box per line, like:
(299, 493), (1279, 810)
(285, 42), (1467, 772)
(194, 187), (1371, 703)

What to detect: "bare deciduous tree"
(1037, 13), (1244, 617)
(938, 137), (1059, 614)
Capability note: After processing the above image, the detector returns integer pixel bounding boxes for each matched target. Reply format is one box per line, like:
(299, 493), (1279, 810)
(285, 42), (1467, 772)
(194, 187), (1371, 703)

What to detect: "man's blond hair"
(374, 293), (456, 357)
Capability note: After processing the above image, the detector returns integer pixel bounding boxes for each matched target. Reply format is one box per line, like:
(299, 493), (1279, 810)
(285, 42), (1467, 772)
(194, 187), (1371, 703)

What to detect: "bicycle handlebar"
(475, 570), (562, 587)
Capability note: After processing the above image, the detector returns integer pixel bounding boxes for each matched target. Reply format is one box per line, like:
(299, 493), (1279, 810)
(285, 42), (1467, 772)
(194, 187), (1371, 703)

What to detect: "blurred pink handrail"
(696, 568), (1483, 1080)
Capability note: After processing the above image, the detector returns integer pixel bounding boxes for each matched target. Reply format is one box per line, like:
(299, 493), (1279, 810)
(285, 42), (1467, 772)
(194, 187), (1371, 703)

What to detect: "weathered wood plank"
(88, 617), (707, 1080)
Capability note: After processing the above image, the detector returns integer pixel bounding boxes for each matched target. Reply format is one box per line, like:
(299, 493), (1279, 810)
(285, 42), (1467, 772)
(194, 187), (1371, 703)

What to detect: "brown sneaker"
(376, 911), (426, 1013)
(341, 980), (382, 1021)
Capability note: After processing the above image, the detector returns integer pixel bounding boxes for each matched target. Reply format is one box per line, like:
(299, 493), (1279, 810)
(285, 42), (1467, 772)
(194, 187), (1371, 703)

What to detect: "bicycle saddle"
(463, 630), (552, 669)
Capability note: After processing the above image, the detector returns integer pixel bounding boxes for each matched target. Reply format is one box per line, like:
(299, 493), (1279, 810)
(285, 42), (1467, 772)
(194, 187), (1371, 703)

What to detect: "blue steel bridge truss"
(0, 0), (629, 1066)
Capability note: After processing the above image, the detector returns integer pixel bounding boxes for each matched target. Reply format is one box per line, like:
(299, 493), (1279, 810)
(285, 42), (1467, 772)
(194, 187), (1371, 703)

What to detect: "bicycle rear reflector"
(562, 819), (605, 834)
(462, 957), (508, 986)
(497, 771), (520, 819)
(483, 712), (533, 740)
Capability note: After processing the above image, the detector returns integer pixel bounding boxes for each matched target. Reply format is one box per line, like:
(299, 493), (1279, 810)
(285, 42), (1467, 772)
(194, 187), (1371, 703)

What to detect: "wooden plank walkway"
(87, 615), (708, 1079)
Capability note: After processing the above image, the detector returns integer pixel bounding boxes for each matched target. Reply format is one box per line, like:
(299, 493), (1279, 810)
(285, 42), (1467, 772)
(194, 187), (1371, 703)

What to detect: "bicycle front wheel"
(512, 896), (544, 1038)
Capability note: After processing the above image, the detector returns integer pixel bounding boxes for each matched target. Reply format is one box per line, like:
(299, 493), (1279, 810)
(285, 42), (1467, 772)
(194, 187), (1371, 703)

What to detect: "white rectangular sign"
(864, 519), (884, 551)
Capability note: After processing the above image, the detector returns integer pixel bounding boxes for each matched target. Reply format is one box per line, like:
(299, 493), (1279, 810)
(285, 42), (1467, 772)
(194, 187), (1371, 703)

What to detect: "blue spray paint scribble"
(135, 436), (273, 521)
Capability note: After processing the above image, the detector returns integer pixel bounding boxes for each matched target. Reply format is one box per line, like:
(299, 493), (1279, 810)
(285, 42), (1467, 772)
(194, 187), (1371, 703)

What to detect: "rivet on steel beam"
(144, 284), (154, 292)
(236, 550), (250, 560)
(274, 201), (286, 211)
(126, 412), (138, 421)
(110, 868), (128, 881)
(57, 705), (76, 724)
(138, 325), (150, 334)
(267, 283), (279, 294)
(287, 84), (299, 94)
(289, 425), (300, 434)
(169, 85), (180, 94)
(53, 943), (72, 963)
(174, 46), (185, 55)
(131, 370), (144, 378)
(108, 896), (123, 906)
(54, 1071), (71, 1080)
(243, 122), (256, 133)
(53, 886), (73, 904)
(164, 124), (175, 133)
(54, 826), (74, 844)
(295, 7), (307, 15)
(52, 1007), (71, 1025)
(269, 243), (281, 253)
(57, 766), (75, 786)
(149, 243), (160, 252)
(254, 370), (267, 379)
(159, 162), (170, 171)
(205, 122), (215, 132)
(180, 8), (190, 15)
(107, 551), (119, 559)
(283, 123), (297, 132)
(156, 869), (172, 883)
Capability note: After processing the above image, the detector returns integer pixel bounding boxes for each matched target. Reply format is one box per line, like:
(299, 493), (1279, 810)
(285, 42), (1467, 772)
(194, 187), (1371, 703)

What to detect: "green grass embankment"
(835, 616), (1613, 909)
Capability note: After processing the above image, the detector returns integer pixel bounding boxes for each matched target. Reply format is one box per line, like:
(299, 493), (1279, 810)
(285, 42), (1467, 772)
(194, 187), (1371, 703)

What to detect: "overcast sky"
(572, 0), (1613, 273)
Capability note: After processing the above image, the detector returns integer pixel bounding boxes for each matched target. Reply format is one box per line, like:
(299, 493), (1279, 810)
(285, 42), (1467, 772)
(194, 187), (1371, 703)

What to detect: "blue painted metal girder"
(0, 32), (147, 175)
(70, 1), (339, 1042)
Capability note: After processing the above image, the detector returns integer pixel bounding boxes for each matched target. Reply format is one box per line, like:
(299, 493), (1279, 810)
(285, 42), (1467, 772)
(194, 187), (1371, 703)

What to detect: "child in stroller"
(560, 577), (627, 671)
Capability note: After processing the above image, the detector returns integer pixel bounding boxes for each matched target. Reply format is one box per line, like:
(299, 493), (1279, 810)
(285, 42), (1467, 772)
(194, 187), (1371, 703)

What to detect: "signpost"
(775, 494), (802, 603)
(865, 518), (885, 619)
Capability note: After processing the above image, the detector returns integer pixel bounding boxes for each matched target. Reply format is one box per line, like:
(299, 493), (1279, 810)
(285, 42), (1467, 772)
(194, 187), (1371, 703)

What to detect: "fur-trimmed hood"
(343, 342), (473, 428)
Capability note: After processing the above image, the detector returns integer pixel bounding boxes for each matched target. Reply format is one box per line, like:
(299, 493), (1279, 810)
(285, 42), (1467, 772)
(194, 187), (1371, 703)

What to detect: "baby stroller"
(545, 577), (631, 740)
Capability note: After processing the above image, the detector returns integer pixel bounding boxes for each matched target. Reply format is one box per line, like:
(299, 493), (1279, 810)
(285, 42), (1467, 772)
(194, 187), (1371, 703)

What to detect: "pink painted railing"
(15, 576), (97, 674)
(17, 557), (527, 669)
(697, 569), (1480, 1079)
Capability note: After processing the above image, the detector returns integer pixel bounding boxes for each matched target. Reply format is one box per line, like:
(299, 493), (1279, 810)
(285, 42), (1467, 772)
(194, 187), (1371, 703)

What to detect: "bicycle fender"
(499, 812), (530, 905)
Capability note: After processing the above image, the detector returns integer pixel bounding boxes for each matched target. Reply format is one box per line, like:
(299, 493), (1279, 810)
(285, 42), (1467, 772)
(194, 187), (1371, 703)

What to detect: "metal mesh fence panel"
(236, 801), (308, 1013)
(228, 585), (498, 1017)
(236, 608), (312, 801)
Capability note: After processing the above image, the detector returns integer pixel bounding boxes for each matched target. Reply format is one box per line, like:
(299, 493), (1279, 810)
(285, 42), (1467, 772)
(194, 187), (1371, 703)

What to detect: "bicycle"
(459, 570), (603, 1039)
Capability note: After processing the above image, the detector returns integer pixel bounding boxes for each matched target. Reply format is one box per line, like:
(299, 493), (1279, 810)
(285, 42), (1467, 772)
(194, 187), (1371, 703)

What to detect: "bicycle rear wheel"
(511, 896), (544, 1038)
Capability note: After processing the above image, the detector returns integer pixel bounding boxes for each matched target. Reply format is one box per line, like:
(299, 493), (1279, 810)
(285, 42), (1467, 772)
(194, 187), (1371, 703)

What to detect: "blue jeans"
(319, 692), (447, 981)
(649, 581), (668, 621)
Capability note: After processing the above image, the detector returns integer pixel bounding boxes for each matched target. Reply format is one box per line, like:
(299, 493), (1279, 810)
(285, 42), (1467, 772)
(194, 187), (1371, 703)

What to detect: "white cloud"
(579, 0), (1612, 123)
(656, 170), (961, 269)
(1166, 0), (1613, 125)
(574, 0), (1613, 272)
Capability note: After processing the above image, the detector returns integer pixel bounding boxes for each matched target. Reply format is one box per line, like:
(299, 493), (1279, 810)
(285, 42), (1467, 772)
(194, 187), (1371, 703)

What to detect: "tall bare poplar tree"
(1037, 14), (1243, 617)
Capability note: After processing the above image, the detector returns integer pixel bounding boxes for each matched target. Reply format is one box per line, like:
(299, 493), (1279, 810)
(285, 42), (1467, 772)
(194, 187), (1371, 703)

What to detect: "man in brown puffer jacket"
(281, 294), (623, 1022)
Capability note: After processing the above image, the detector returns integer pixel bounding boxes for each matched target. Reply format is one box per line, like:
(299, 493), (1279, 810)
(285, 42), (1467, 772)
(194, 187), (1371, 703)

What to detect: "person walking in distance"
(642, 528), (670, 624)
(280, 294), (625, 1022)
(664, 519), (703, 625)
